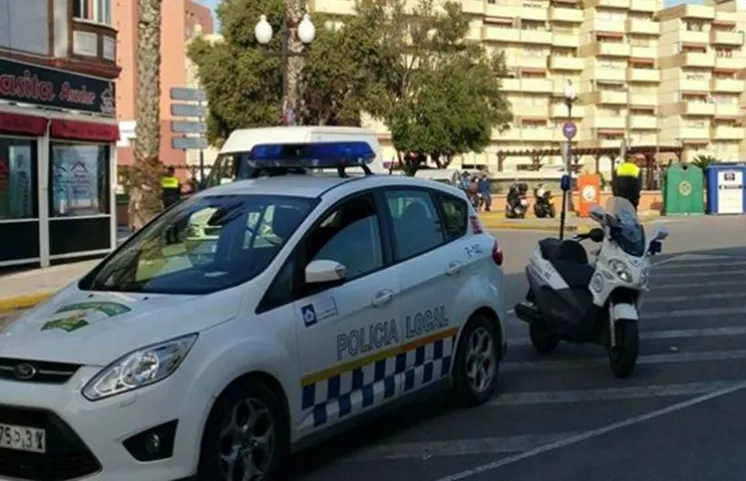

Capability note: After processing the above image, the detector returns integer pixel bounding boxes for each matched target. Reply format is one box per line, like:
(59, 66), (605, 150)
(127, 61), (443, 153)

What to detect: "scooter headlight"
(640, 267), (650, 287)
(609, 259), (633, 283)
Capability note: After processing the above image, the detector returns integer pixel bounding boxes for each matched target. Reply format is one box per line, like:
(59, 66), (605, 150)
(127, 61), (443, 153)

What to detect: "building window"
(0, 137), (37, 220)
(50, 143), (110, 217)
(74, 0), (112, 25)
(685, 21), (704, 32)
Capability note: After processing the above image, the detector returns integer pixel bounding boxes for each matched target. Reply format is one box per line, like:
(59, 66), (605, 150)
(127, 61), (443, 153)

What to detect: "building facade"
(0, 0), (121, 269)
(114, 0), (213, 170)
(313, 0), (746, 173)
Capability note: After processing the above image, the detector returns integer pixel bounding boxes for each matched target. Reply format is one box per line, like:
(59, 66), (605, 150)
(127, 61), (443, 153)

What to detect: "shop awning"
(0, 112), (47, 136)
(50, 119), (120, 142)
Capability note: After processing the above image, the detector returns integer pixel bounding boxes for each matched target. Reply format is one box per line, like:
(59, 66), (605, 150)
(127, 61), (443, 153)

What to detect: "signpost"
(559, 121), (577, 240)
(169, 87), (207, 185)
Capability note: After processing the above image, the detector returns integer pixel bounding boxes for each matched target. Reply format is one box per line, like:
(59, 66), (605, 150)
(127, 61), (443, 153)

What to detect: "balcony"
(628, 92), (657, 106)
(715, 103), (741, 117)
(548, 56), (584, 70)
(482, 26), (521, 43)
(586, 18), (626, 34)
(521, 128), (555, 141)
(598, 90), (629, 104)
(461, 0), (485, 15)
(628, 116), (658, 129)
(675, 51), (716, 68)
(70, 20), (118, 64)
(499, 128), (522, 141)
(485, 4), (515, 18)
(551, 103), (585, 117)
(679, 78), (710, 92)
(522, 78), (554, 93)
(627, 68), (660, 82)
(679, 31), (709, 45)
(590, 67), (627, 82)
(500, 78), (521, 91)
(715, 57), (743, 71)
(630, 46), (657, 59)
(549, 7), (583, 23)
(679, 102), (716, 116)
(519, 6), (549, 21)
(710, 30), (744, 46)
(626, 20), (659, 36)
(592, 117), (626, 130)
(552, 33), (580, 48)
(711, 78), (744, 93)
(672, 4), (715, 20)
(711, 125), (744, 140)
(678, 127), (711, 142)
(520, 30), (553, 45)
(583, 0), (630, 9)
(629, 0), (655, 12)
(593, 42), (631, 57)
(514, 56), (549, 69)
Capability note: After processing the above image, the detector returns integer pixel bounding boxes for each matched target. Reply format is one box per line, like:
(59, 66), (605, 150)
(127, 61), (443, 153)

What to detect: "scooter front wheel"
(607, 320), (639, 378)
(529, 322), (560, 354)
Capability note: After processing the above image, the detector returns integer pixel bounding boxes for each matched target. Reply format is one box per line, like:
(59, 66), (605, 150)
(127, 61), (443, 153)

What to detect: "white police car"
(0, 141), (507, 481)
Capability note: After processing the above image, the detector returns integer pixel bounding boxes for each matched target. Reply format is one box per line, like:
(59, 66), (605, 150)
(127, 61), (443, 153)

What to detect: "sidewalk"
(0, 260), (99, 311)
(480, 211), (660, 232)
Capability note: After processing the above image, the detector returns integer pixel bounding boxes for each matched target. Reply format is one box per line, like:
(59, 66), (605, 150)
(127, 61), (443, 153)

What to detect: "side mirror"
(560, 174), (571, 191)
(305, 259), (347, 285)
(653, 226), (669, 241)
(589, 205), (605, 223)
(589, 227), (605, 243)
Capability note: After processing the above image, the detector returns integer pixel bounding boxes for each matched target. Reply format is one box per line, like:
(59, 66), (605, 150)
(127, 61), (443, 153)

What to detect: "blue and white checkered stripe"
(301, 332), (458, 427)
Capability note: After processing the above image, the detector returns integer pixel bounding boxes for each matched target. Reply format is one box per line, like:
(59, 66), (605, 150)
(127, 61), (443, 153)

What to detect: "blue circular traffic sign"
(562, 122), (577, 140)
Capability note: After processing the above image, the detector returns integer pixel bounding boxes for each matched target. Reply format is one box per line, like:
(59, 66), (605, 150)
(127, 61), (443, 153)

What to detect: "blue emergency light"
(248, 141), (376, 169)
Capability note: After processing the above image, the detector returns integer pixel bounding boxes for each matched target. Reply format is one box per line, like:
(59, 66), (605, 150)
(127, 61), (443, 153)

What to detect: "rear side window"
(384, 189), (444, 261)
(435, 193), (468, 241)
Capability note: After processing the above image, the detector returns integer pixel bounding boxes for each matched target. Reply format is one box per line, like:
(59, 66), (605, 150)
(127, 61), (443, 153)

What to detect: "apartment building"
(658, 3), (745, 163)
(114, 0), (214, 168)
(313, 0), (745, 172)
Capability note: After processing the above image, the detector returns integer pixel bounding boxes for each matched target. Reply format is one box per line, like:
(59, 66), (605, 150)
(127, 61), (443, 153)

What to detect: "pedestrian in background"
(613, 160), (642, 210)
(478, 173), (492, 212)
(161, 166), (181, 209)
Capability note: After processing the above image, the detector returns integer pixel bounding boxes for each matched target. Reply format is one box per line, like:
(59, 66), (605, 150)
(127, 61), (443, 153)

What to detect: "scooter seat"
(539, 238), (589, 264)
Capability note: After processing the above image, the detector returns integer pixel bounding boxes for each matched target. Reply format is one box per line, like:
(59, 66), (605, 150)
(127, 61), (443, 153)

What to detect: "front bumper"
(0, 366), (205, 481)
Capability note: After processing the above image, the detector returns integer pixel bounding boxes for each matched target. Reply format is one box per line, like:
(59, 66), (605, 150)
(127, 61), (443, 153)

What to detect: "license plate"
(0, 423), (46, 453)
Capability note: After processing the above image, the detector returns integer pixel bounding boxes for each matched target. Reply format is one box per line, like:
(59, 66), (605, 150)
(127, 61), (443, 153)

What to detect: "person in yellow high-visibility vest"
(161, 167), (181, 209)
(613, 160), (642, 209)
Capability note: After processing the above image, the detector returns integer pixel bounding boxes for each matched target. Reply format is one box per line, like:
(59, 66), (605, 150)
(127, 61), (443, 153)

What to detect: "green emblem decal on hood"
(40, 301), (132, 333)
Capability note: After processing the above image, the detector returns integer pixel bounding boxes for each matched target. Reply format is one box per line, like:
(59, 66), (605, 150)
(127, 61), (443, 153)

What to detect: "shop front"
(0, 58), (118, 268)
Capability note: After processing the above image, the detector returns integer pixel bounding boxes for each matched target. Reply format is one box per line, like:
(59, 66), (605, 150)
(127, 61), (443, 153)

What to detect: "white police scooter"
(514, 174), (668, 378)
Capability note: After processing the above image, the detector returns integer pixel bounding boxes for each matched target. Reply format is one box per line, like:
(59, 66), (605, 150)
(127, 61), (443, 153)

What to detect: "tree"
(691, 154), (717, 171)
(356, 0), (513, 175)
(188, 0), (387, 145)
(129, 0), (164, 230)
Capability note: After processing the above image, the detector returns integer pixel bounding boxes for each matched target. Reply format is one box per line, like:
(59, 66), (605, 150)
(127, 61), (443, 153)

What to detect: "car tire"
(451, 314), (500, 407)
(197, 379), (289, 481)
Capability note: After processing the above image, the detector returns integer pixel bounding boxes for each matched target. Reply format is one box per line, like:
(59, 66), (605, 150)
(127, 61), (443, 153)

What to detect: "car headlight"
(82, 333), (198, 401)
(608, 259), (633, 283)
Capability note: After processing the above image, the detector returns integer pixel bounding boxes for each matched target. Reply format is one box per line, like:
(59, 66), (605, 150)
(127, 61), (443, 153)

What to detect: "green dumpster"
(662, 164), (705, 215)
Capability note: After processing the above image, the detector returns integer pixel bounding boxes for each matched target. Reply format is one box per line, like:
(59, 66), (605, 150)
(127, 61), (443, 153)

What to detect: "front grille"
(0, 406), (101, 480)
(0, 358), (79, 384)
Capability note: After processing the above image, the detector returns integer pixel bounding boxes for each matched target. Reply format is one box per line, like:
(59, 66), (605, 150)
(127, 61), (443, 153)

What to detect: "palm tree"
(128, 0), (164, 230)
(691, 154), (718, 171)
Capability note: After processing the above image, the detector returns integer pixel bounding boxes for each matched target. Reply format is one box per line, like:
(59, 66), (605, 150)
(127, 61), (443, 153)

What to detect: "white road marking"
(502, 348), (746, 372)
(654, 260), (746, 270)
(433, 380), (746, 481)
(641, 305), (746, 319)
(340, 432), (581, 463)
(489, 381), (740, 406)
(647, 291), (746, 303)
(652, 279), (744, 291)
(651, 270), (746, 279)
(511, 326), (746, 346)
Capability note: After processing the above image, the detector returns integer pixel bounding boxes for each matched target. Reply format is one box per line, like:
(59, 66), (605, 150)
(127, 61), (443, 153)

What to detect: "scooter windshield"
(605, 197), (645, 257)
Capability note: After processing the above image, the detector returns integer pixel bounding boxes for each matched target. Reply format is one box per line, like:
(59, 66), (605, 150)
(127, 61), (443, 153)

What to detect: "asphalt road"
(291, 215), (746, 481)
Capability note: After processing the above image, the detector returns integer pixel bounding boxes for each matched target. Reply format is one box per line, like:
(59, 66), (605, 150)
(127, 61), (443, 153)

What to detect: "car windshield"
(605, 196), (645, 257)
(79, 194), (314, 295)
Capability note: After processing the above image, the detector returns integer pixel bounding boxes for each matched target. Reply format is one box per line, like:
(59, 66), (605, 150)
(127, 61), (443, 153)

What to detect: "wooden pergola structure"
(495, 145), (685, 189)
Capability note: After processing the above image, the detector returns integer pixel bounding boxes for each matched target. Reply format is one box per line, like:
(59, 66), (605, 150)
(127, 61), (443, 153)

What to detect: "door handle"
(371, 289), (394, 307)
(445, 261), (462, 276)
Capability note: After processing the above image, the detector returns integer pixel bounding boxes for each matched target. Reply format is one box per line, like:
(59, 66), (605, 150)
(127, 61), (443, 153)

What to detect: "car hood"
(0, 284), (243, 365)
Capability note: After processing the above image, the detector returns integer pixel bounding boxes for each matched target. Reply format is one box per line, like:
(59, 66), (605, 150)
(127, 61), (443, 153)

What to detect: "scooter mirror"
(653, 225), (669, 241)
(560, 174), (571, 191)
(589, 227), (605, 242)
(589, 205), (605, 223)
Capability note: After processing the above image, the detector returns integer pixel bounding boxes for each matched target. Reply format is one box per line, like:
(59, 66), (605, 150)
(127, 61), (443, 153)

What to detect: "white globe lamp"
(564, 79), (576, 102)
(254, 15), (273, 45)
(297, 14), (316, 44)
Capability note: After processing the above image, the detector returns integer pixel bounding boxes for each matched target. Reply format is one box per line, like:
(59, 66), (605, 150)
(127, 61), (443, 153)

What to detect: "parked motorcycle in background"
(533, 184), (556, 218)
(505, 182), (529, 219)
(514, 196), (669, 378)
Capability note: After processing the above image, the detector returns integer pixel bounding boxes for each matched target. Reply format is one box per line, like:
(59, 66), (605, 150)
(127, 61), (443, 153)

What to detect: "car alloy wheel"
(218, 397), (276, 481)
(465, 326), (497, 394)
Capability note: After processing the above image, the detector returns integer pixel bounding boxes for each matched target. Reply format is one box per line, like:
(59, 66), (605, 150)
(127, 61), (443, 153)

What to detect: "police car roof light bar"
(248, 141), (376, 178)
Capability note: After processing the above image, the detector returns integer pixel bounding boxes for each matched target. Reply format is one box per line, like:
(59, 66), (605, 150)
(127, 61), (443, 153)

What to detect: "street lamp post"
(559, 80), (576, 239)
(254, 13), (316, 126)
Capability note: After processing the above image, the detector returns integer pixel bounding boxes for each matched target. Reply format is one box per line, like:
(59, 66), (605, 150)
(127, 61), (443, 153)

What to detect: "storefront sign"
(51, 120), (119, 142)
(0, 112), (47, 136)
(0, 59), (115, 117)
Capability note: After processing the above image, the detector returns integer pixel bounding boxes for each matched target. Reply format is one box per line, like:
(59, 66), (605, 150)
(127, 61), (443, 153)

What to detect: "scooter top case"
(526, 237), (603, 342)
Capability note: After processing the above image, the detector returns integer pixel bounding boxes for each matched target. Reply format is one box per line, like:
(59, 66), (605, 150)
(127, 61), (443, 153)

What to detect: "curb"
(0, 291), (54, 312)
(482, 222), (581, 233)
